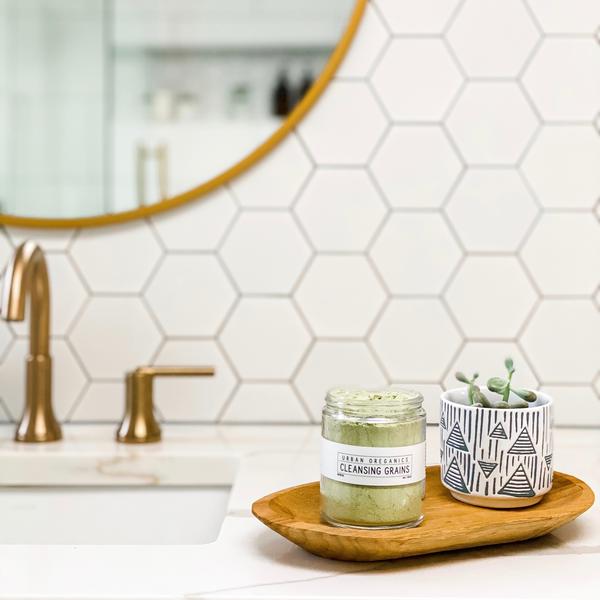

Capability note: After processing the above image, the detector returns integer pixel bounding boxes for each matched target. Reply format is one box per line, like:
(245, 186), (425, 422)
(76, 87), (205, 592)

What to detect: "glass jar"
(320, 387), (426, 529)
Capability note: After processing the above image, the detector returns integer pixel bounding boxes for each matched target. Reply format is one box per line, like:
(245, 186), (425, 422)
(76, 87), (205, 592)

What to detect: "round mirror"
(0, 0), (362, 227)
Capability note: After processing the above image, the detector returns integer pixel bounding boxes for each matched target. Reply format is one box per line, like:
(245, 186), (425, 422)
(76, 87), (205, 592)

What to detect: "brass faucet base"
(15, 355), (62, 443)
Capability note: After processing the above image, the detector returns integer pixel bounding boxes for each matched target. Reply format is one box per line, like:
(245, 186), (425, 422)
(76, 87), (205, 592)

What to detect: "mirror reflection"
(0, 0), (354, 219)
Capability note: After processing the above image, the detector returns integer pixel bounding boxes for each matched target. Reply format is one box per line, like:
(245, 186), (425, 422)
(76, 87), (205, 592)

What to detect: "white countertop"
(0, 424), (598, 599)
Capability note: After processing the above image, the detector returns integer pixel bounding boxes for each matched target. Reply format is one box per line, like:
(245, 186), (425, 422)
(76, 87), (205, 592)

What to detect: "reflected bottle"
(228, 83), (252, 120)
(271, 71), (291, 117)
(296, 71), (314, 104)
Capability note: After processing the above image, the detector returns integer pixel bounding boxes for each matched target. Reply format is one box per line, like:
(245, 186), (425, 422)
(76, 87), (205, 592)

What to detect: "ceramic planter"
(440, 389), (553, 508)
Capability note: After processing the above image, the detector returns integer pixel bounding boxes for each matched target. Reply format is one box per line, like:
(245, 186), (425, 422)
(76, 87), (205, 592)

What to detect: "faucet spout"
(0, 241), (61, 442)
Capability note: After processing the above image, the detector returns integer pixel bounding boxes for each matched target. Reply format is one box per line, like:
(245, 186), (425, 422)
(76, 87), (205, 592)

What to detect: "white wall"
(112, 0), (352, 48)
(0, 0), (106, 217)
(0, 0), (599, 427)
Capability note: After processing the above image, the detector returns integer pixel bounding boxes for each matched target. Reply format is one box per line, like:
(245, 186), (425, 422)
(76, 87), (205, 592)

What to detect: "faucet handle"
(131, 366), (215, 378)
(116, 365), (215, 444)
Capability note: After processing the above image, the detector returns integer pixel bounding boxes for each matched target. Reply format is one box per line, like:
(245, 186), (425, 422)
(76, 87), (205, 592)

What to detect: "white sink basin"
(0, 485), (230, 545)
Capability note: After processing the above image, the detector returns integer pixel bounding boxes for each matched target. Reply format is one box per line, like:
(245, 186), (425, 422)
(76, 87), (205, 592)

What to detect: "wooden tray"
(252, 466), (594, 562)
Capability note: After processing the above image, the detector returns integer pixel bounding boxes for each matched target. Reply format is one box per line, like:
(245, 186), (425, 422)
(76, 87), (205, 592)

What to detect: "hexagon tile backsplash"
(1, 0), (600, 427)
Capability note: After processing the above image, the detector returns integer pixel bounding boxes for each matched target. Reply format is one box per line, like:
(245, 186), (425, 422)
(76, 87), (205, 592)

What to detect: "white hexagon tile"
(295, 255), (386, 338)
(219, 298), (310, 380)
(297, 81), (386, 164)
(522, 126), (600, 209)
(370, 213), (462, 295)
(445, 256), (538, 339)
(221, 383), (309, 423)
(70, 222), (162, 293)
(521, 300), (600, 383)
(370, 126), (462, 208)
(374, 0), (461, 34)
(446, 82), (539, 165)
(541, 385), (600, 426)
(151, 189), (237, 250)
(144, 255), (236, 336)
(69, 297), (162, 379)
(521, 213), (600, 296)
(220, 212), (311, 294)
(370, 299), (462, 382)
(446, 0), (540, 78)
(523, 38), (600, 121)
(69, 382), (125, 422)
(527, 0), (600, 34)
(371, 39), (463, 121)
(4, 0), (600, 426)
(294, 169), (387, 251)
(445, 169), (539, 252)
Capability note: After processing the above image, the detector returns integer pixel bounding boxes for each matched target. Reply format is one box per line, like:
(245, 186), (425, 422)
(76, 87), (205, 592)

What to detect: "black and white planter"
(440, 389), (553, 508)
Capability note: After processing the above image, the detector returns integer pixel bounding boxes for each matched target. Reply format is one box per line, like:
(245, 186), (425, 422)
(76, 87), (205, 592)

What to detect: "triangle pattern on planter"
(545, 454), (552, 469)
(440, 414), (447, 430)
(489, 422), (508, 439)
(508, 427), (536, 455)
(498, 464), (535, 497)
(446, 422), (468, 452)
(443, 457), (469, 493)
(478, 460), (498, 479)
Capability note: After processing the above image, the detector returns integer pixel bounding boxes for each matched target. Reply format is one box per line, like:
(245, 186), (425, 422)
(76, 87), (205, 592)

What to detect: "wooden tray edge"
(251, 468), (595, 561)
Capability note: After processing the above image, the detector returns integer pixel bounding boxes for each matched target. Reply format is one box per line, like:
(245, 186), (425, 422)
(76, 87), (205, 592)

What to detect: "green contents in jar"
(320, 388), (426, 529)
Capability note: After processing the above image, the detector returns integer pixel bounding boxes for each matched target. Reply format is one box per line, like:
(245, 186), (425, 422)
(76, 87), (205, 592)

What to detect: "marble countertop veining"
(0, 424), (598, 599)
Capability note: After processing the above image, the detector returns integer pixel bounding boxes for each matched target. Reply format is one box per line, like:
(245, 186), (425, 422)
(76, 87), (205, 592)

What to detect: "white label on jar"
(320, 437), (426, 487)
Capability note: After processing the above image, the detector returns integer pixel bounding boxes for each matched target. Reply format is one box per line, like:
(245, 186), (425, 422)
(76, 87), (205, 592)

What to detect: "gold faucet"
(0, 241), (61, 443)
(117, 365), (215, 444)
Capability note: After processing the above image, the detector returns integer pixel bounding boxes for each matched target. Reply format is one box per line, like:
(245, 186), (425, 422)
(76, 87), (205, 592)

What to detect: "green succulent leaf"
(473, 389), (492, 408)
(513, 388), (537, 403)
(509, 399), (529, 409)
(455, 371), (470, 384)
(493, 400), (510, 409)
(504, 357), (514, 374)
(487, 377), (508, 394)
(467, 384), (478, 405)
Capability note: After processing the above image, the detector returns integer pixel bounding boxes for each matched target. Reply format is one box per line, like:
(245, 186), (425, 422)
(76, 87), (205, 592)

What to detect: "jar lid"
(325, 387), (423, 417)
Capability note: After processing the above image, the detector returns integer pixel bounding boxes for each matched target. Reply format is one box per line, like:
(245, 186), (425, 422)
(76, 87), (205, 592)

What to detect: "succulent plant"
(455, 358), (537, 409)
(454, 371), (492, 408)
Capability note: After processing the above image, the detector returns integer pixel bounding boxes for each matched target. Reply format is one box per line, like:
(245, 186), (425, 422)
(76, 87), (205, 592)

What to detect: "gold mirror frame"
(1, 0), (366, 230)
